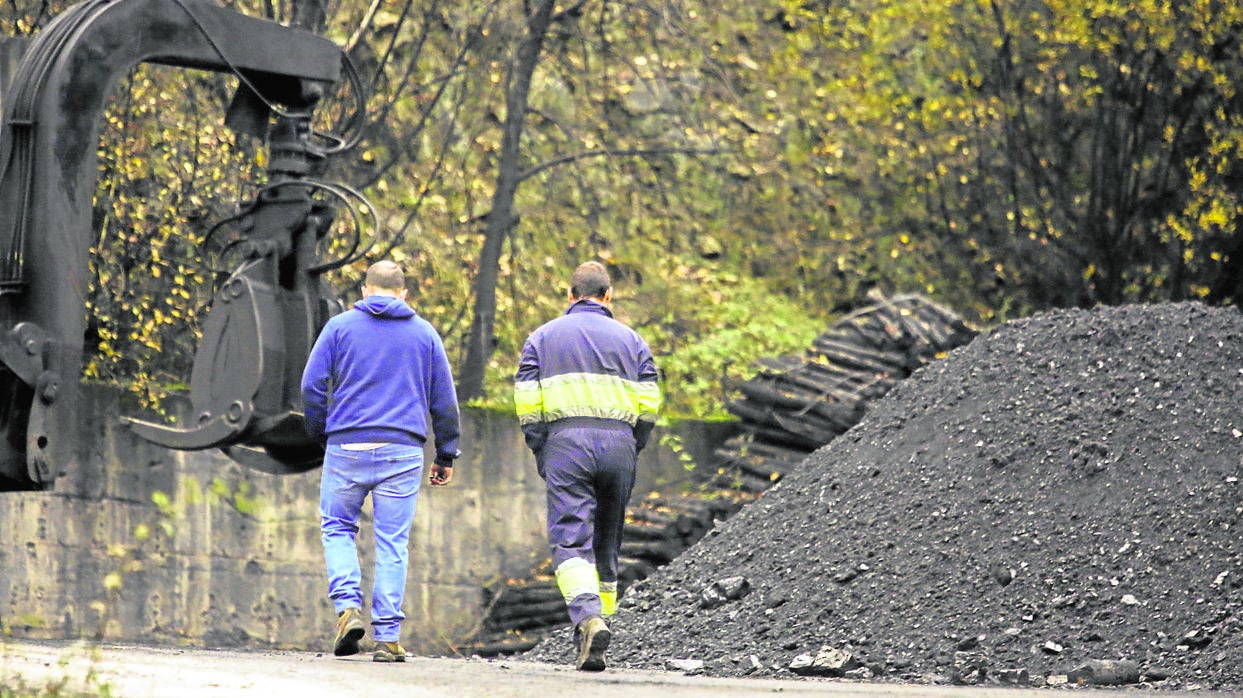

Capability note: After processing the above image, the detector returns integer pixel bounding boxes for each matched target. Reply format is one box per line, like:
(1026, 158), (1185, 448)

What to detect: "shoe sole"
(333, 625), (365, 657)
(373, 652), (406, 663)
(576, 626), (611, 672)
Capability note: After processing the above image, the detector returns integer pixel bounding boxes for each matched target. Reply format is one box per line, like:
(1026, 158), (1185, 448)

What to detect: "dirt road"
(1, 640), (1238, 698)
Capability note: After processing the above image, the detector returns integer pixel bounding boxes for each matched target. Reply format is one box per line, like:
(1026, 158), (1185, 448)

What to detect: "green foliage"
(657, 432), (696, 472)
(0, 680), (114, 697)
(773, 0), (1243, 311)
(630, 272), (826, 420)
(8, 0), (1243, 421)
(0, 644), (117, 697)
(87, 65), (257, 409)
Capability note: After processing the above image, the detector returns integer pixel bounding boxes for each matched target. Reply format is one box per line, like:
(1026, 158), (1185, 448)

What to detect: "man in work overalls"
(514, 261), (661, 671)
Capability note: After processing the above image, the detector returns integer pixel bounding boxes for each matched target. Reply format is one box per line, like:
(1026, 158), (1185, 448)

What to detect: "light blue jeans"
(320, 443), (423, 642)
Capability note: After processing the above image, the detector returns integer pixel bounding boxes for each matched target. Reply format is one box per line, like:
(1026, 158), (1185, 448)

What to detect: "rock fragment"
(698, 576), (750, 609)
(1181, 629), (1213, 649)
(994, 668), (1030, 685)
(1066, 659), (1140, 686)
(666, 658), (704, 673)
(950, 650), (988, 685)
(989, 563), (1015, 587)
(745, 655), (763, 674)
(788, 646), (860, 677)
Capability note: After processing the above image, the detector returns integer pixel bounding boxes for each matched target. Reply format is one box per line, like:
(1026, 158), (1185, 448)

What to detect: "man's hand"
(429, 462), (453, 486)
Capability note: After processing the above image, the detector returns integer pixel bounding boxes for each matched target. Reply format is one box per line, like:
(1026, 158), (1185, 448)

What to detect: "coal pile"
(525, 302), (1243, 690)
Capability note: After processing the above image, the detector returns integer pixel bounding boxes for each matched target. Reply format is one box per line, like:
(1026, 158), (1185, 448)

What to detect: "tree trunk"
(284, 0), (327, 33)
(458, 0), (556, 400)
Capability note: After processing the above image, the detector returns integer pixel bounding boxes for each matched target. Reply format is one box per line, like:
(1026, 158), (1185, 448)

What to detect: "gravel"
(523, 302), (1243, 690)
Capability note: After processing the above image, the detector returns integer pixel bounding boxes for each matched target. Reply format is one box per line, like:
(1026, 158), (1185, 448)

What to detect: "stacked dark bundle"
(712, 294), (977, 492)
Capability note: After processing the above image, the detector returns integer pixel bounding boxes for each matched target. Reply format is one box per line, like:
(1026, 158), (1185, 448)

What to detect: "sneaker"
(574, 616), (611, 672)
(333, 608), (366, 657)
(373, 641), (407, 663)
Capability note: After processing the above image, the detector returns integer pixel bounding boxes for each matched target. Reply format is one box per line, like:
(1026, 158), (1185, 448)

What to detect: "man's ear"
(603, 287), (613, 304)
(399, 288), (409, 300)
(567, 287), (576, 302)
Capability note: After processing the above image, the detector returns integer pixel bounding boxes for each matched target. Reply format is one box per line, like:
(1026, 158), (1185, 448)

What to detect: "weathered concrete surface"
(0, 384), (730, 654)
(3, 639), (1231, 698)
(0, 385), (550, 653)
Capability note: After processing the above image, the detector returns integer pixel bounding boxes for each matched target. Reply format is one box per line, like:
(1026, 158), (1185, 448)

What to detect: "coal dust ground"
(524, 302), (1243, 691)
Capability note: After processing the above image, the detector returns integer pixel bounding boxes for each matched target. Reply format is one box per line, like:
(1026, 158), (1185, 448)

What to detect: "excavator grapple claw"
(0, 0), (348, 489)
(120, 404), (253, 451)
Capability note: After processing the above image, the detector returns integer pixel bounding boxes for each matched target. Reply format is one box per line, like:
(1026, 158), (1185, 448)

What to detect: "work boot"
(373, 641), (407, 663)
(574, 616), (611, 672)
(332, 607), (366, 657)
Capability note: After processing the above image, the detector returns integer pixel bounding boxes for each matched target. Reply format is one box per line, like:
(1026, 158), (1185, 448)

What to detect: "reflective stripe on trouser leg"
(555, 557), (599, 601)
(555, 557), (600, 624)
(600, 581), (618, 616)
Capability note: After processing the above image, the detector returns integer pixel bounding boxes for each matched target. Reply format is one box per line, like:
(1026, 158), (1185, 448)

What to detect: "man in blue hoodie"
(301, 260), (461, 663)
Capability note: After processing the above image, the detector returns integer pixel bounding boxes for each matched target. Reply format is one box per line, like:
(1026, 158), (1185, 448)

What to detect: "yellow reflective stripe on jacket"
(633, 381), (661, 422)
(514, 379), (543, 426)
(555, 557), (599, 603)
(515, 372), (660, 426)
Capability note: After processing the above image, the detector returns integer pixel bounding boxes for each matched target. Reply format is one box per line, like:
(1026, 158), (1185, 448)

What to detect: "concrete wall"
(0, 384), (733, 654)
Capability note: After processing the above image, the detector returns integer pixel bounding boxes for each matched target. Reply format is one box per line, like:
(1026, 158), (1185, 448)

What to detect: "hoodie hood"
(565, 298), (614, 318)
(355, 295), (416, 319)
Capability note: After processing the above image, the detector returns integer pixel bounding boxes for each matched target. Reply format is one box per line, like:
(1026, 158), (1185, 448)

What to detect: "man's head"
(363, 260), (408, 299)
(569, 261), (612, 303)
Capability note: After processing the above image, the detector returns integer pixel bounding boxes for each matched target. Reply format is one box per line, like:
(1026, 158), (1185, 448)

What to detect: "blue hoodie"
(300, 295), (460, 464)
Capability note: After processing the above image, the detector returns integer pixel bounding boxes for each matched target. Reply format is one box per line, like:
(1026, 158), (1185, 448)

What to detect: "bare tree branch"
(517, 146), (722, 184)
